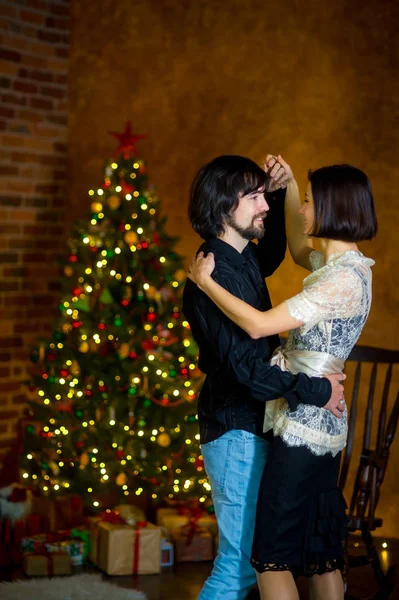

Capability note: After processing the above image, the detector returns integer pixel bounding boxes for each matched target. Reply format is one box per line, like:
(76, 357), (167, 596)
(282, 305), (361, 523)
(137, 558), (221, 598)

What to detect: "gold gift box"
(96, 521), (162, 575)
(23, 551), (72, 576)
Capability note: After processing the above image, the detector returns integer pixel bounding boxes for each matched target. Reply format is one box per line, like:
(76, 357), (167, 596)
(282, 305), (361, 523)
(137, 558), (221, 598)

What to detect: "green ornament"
(100, 288), (114, 304)
(106, 249), (114, 258)
(54, 331), (65, 342)
(138, 420), (146, 427)
(143, 399), (151, 408)
(48, 376), (56, 384)
(26, 425), (35, 434)
(114, 318), (122, 327)
(74, 297), (90, 312)
(75, 410), (83, 418)
(41, 462), (48, 470)
(165, 275), (171, 282)
(169, 370), (177, 377)
(207, 505), (215, 514)
(128, 387), (136, 396)
(137, 291), (144, 301)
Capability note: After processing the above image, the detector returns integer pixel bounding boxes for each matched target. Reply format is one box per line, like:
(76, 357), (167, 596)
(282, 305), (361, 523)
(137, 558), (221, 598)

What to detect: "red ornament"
(84, 389), (93, 397)
(68, 255), (78, 263)
(72, 287), (82, 296)
(152, 234), (160, 245)
(72, 321), (82, 329)
(46, 353), (56, 362)
(109, 121), (146, 159)
(119, 223), (126, 232)
(195, 457), (204, 469)
(98, 385), (106, 393)
(42, 372), (48, 380)
(141, 242), (149, 249)
(121, 299), (130, 307)
(141, 340), (155, 351)
(60, 369), (69, 377)
(76, 441), (84, 449)
(172, 312), (180, 319)
(90, 246), (98, 253)
(119, 181), (134, 195)
(161, 398), (169, 406)
(116, 450), (124, 459)
(129, 351), (137, 359)
(180, 368), (188, 376)
(98, 323), (107, 330)
(146, 312), (156, 322)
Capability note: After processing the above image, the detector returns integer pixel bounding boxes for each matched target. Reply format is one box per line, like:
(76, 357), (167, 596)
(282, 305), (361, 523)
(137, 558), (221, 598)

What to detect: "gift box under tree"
(170, 523), (213, 562)
(96, 521), (162, 575)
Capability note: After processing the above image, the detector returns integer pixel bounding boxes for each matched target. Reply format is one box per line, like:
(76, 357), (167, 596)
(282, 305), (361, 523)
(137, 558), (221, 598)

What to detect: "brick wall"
(0, 0), (70, 465)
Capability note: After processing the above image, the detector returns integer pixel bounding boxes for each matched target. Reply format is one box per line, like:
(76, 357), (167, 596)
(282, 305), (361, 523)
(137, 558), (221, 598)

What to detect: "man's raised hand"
(324, 373), (347, 418)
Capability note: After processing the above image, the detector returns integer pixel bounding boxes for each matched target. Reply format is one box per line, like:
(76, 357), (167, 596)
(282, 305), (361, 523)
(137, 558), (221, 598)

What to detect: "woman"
(187, 156), (377, 600)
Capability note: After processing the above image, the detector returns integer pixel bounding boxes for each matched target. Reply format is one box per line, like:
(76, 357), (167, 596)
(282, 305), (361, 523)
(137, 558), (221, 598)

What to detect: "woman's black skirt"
(251, 435), (348, 578)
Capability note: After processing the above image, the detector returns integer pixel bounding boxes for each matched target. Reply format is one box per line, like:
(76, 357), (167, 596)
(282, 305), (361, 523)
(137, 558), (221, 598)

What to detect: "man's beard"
(225, 213), (267, 241)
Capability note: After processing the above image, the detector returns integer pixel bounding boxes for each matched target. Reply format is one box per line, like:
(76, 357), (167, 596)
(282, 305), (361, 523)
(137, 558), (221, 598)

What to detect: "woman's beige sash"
(263, 347), (345, 433)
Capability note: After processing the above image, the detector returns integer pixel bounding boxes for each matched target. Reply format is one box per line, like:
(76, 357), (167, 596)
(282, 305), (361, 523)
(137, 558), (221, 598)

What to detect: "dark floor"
(2, 535), (399, 599)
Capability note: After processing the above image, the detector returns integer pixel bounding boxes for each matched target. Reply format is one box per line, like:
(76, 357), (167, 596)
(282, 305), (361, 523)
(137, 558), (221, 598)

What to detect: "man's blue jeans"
(198, 430), (269, 600)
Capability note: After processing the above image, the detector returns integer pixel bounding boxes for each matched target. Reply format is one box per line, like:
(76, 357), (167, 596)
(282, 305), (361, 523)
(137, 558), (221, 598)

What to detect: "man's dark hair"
(189, 155), (268, 240)
(308, 164), (378, 242)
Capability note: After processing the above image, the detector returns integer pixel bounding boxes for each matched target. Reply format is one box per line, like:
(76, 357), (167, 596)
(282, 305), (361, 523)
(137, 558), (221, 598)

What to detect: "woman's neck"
(321, 239), (359, 260)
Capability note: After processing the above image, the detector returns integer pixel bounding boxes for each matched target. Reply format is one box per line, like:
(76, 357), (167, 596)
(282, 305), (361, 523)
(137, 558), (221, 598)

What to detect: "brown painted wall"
(0, 0), (70, 460)
(69, 0), (399, 537)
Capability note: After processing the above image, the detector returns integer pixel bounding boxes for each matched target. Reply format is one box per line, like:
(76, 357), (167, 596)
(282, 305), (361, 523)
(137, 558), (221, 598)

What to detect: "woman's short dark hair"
(308, 164), (378, 242)
(189, 155), (268, 240)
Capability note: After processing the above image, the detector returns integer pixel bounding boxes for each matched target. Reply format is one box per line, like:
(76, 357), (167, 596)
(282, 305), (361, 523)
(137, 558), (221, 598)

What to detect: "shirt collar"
(201, 237), (248, 269)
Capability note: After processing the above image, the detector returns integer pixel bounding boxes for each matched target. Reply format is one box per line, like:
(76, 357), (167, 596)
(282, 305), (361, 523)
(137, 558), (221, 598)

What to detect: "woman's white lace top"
(274, 250), (374, 456)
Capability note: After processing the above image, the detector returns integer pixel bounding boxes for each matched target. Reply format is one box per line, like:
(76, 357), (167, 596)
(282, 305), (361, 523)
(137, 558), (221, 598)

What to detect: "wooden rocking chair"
(339, 345), (399, 600)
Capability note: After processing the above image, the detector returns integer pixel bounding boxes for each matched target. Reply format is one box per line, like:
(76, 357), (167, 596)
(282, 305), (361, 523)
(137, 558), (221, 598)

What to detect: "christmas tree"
(20, 122), (210, 512)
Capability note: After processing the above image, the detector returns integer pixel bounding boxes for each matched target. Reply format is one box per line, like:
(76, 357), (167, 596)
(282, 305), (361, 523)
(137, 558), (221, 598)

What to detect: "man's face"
(226, 187), (269, 240)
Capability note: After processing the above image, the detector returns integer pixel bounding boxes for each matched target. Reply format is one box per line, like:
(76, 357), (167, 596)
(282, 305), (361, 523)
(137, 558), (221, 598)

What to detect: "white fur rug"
(0, 573), (146, 600)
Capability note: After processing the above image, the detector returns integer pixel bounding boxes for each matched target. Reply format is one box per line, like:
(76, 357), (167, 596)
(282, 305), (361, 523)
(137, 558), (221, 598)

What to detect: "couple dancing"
(182, 154), (377, 600)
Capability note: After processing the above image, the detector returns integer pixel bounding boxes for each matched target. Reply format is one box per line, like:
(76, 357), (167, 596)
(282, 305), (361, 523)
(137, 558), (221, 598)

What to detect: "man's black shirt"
(182, 192), (331, 444)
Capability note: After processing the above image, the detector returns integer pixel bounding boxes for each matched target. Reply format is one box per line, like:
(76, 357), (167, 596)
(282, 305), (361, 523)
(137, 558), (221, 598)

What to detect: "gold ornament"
(119, 343), (130, 358)
(64, 265), (74, 277)
(124, 231), (138, 245)
(145, 285), (157, 300)
(174, 269), (186, 282)
(70, 360), (80, 375)
(157, 433), (171, 447)
(108, 195), (121, 210)
(80, 452), (89, 466)
(91, 201), (103, 213)
(79, 341), (89, 353)
(115, 472), (127, 486)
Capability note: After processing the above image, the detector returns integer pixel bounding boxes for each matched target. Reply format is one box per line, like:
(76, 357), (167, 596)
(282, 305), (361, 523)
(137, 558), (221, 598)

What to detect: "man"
(182, 155), (345, 600)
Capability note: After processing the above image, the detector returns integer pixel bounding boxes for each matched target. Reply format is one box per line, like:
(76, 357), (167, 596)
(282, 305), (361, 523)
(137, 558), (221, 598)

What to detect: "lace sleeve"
(309, 250), (325, 272)
(286, 266), (363, 331)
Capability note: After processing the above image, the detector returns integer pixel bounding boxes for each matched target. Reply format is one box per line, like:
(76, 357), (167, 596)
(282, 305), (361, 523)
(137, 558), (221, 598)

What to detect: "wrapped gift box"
(45, 538), (87, 567)
(23, 551), (71, 576)
(22, 527), (90, 566)
(96, 521), (162, 575)
(21, 532), (48, 553)
(156, 508), (218, 537)
(170, 526), (213, 562)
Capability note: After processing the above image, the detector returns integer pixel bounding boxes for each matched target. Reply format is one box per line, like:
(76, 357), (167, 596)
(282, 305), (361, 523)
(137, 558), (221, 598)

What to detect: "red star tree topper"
(109, 121), (146, 159)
